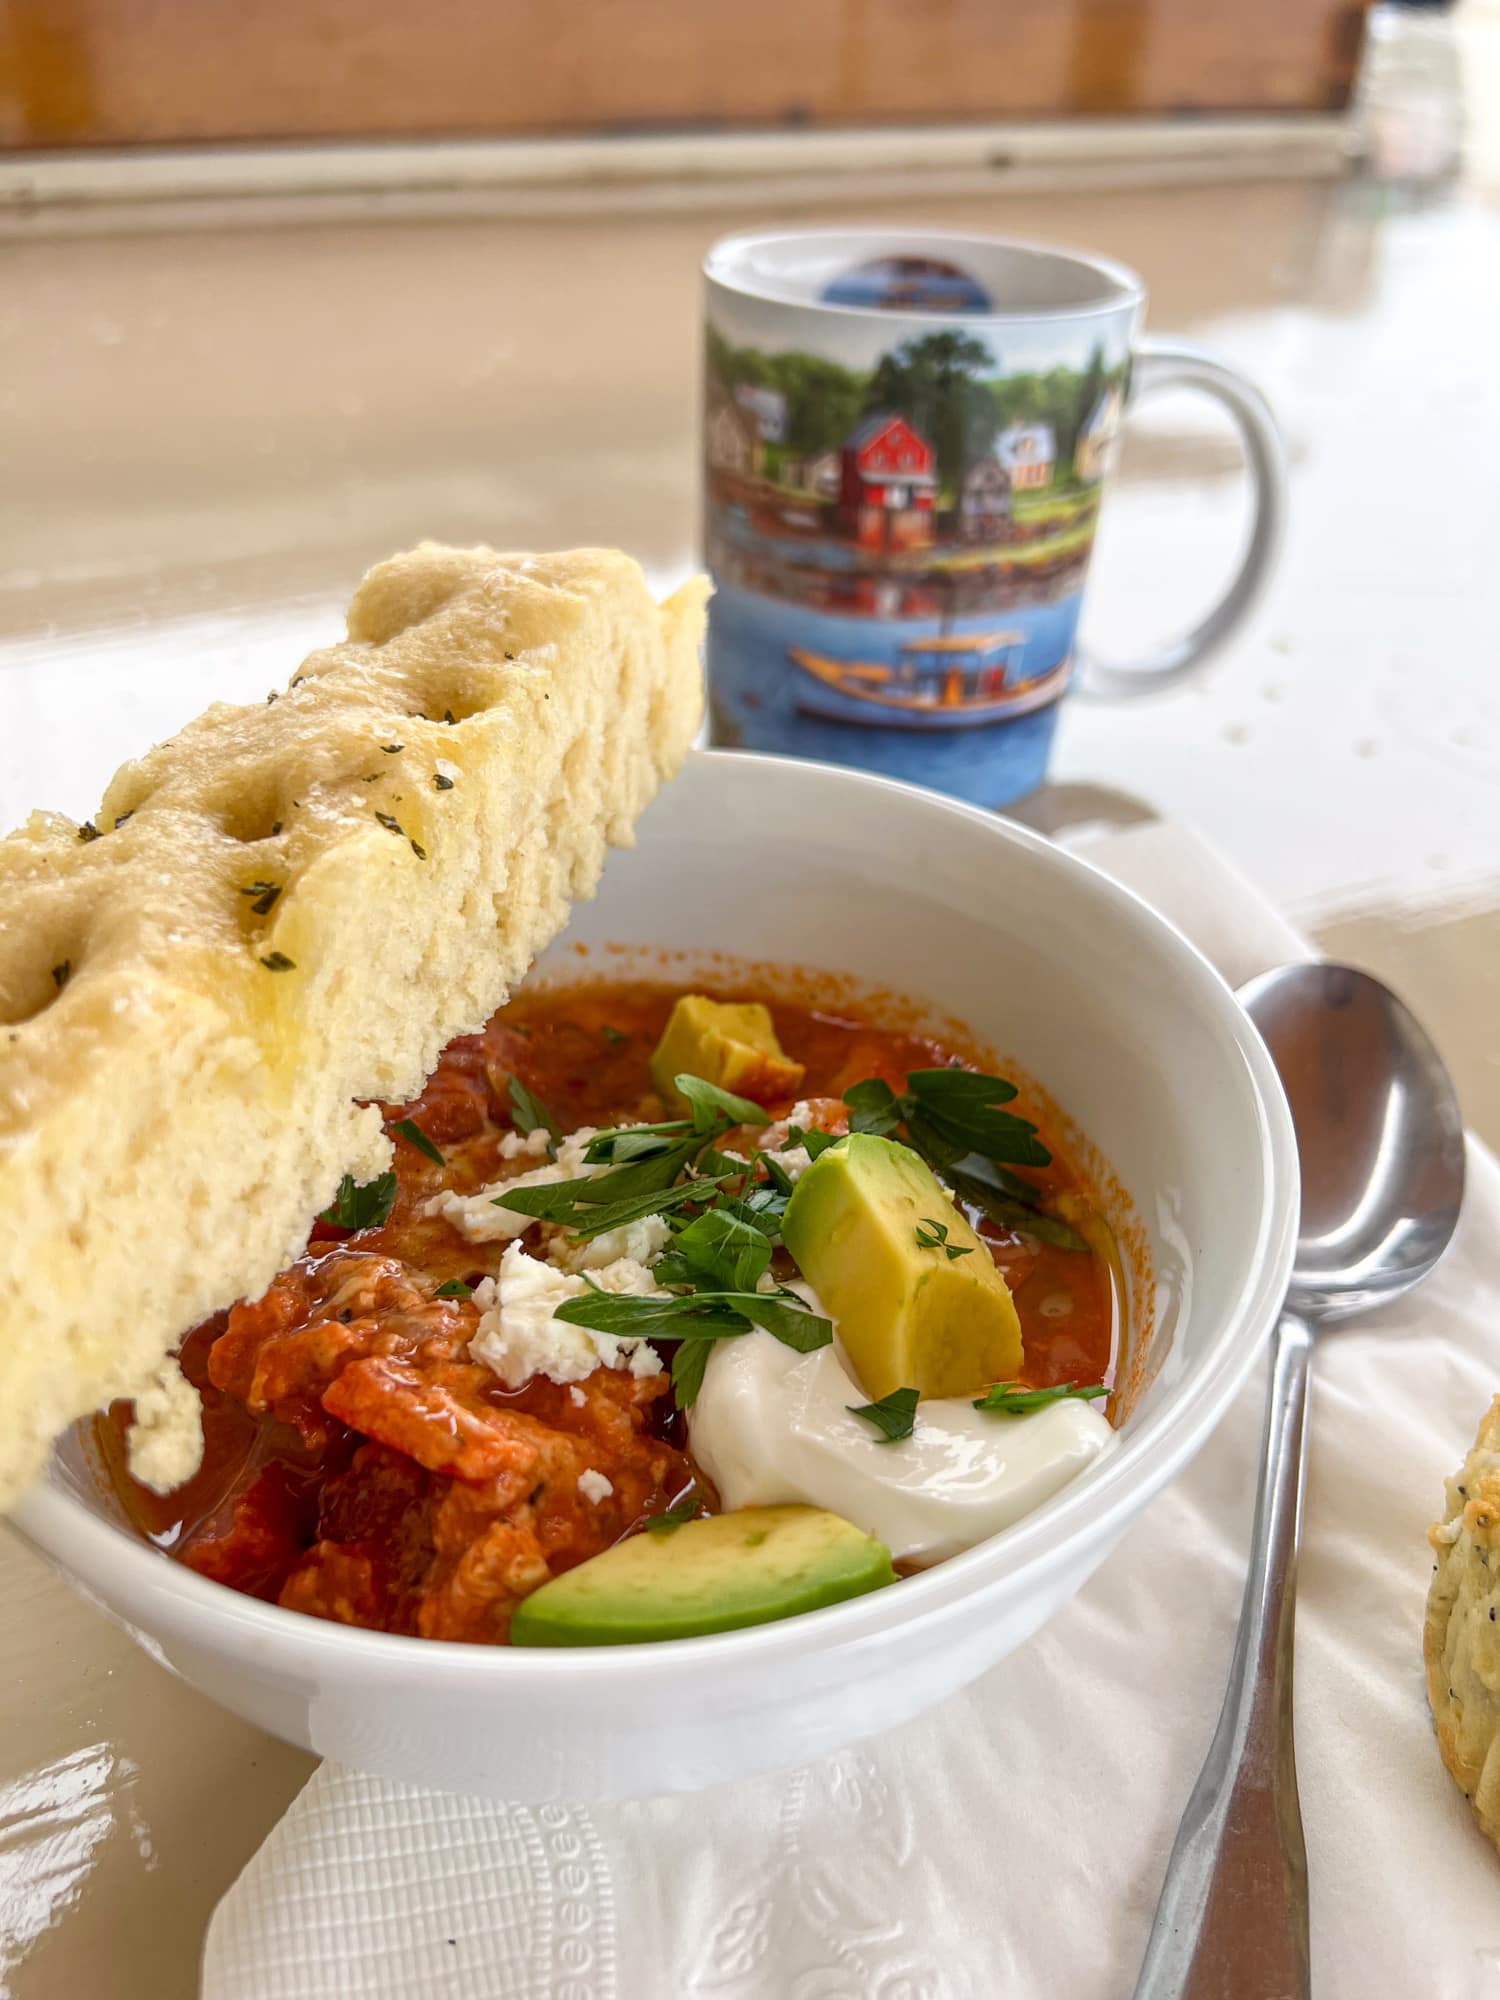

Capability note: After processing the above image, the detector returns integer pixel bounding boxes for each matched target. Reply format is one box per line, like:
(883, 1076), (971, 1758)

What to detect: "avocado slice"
(781, 1133), (1023, 1401)
(509, 1505), (894, 1646)
(648, 994), (805, 1113)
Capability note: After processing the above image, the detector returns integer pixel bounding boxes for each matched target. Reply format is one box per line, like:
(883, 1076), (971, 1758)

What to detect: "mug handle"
(1077, 336), (1288, 700)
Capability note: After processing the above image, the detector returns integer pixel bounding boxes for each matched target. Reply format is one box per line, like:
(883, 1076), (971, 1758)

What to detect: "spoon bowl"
(1240, 962), (1467, 1320)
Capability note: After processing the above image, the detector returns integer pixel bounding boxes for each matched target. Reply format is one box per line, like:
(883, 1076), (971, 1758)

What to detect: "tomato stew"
(95, 982), (1120, 1644)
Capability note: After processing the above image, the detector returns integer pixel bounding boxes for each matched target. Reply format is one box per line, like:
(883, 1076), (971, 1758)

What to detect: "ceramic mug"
(702, 228), (1286, 808)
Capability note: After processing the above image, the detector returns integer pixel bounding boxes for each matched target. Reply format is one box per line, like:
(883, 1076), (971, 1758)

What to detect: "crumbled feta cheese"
(425, 1126), (598, 1241)
(498, 1126), (552, 1161)
(568, 1385), (587, 1408)
(577, 1469), (613, 1504)
(125, 1355), (204, 1494)
(549, 1210), (672, 1274)
(470, 1241), (663, 1388)
(724, 1111), (820, 1186)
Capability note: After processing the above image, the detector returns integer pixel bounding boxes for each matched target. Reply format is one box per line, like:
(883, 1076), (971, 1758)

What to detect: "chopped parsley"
(944, 1165), (1088, 1253)
(674, 1073), (767, 1133)
(601, 1025), (629, 1045)
(260, 951), (296, 971)
(914, 1218), (972, 1259)
(392, 1117), (444, 1167)
(973, 1381), (1108, 1416)
(113, 810), (134, 829)
(757, 1150), (796, 1199)
(671, 1339), (712, 1406)
(77, 820), (101, 843)
(643, 1495), (702, 1535)
(847, 1386), (920, 1443)
(500, 1173), (727, 1243)
(555, 1283), (831, 1404)
(433, 1278), (473, 1300)
(843, 1068), (1049, 1171)
(433, 771), (454, 790)
(506, 1076), (560, 1157)
(321, 1171), (398, 1232)
(786, 1124), (841, 1162)
(374, 810), (405, 836)
(380, 743), (404, 754)
(670, 1207), (772, 1293)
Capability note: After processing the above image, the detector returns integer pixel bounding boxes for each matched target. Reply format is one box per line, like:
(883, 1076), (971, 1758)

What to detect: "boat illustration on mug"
(787, 631), (1073, 731)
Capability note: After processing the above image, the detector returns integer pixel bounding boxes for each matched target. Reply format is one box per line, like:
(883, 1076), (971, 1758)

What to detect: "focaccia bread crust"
(1425, 1394), (1500, 1848)
(0, 544), (706, 1509)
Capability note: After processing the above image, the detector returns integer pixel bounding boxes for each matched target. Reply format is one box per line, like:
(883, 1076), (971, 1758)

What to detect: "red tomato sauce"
(95, 981), (1120, 1643)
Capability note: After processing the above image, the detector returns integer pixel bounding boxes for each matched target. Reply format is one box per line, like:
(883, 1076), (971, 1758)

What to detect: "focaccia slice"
(0, 543), (706, 1509)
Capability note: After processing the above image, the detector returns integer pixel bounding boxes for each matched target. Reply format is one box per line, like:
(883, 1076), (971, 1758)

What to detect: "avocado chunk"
(781, 1133), (1023, 1401)
(509, 1504), (894, 1646)
(648, 994), (805, 1113)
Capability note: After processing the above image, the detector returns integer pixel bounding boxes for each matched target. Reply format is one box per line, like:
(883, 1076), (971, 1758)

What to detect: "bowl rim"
(13, 749), (1299, 1686)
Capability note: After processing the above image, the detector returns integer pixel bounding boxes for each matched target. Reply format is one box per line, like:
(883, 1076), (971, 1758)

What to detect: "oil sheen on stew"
(95, 981), (1121, 1644)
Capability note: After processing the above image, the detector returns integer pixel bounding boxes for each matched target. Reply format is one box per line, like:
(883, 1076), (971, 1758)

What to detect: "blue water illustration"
(707, 583), (1083, 807)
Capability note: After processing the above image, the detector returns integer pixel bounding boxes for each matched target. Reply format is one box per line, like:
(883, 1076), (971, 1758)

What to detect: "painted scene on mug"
(704, 259), (1132, 805)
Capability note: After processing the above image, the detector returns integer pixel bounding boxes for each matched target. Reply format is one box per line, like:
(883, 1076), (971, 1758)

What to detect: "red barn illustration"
(838, 413), (936, 550)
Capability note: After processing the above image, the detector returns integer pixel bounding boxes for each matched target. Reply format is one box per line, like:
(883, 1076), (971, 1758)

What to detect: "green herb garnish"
(77, 820), (101, 843)
(670, 1207), (772, 1293)
(375, 810), (405, 836)
(51, 960), (72, 990)
(973, 1381), (1109, 1415)
(844, 1068), (1049, 1171)
(433, 771), (454, 790)
(914, 1218), (973, 1260)
(675, 1073), (767, 1133)
(787, 1124), (841, 1161)
(498, 1173), (727, 1243)
(380, 743), (403, 754)
(847, 1386), (920, 1443)
(392, 1117), (444, 1167)
(433, 1278), (473, 1300)
(554, 1285), (832, 1401)
(260, 951), (296, 972)
(643, 1496), (701, 1535)
(321, 1171), (398, 1231)
(506, 1076), (560, 1158)
(555, 1289), (750, 1340)
(944, 1166), (1089, 1253)
(602, 1025), (628, 1045)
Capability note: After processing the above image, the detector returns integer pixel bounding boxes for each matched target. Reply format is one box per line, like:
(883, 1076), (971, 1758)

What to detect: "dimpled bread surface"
(1425, 1395), (1500, 1848)
(0, 544), (707, 1509)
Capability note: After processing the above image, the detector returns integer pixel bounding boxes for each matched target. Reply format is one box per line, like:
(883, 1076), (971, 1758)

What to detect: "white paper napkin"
(203, 824), (1500, 2000)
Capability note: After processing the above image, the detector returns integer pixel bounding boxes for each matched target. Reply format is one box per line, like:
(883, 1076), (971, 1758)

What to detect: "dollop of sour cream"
(690, 1330), (1112, 1564)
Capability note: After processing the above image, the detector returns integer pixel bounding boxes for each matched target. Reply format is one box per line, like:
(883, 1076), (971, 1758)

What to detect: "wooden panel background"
(0, 0), (1368, 151)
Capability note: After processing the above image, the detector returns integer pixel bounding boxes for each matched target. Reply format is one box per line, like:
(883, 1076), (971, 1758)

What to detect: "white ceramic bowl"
(14, 751), (1298, 1802)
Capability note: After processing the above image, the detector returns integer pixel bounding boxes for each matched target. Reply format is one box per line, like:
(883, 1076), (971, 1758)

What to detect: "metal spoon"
(1132, 963), (1466, 2000)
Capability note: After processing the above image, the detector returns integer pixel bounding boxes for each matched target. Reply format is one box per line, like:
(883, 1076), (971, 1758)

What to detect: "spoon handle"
(1131, 1311), (1314, 2000)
